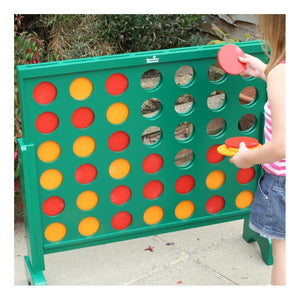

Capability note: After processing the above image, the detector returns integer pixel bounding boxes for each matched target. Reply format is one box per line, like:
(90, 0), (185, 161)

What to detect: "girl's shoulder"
(267, 62), (285, 83)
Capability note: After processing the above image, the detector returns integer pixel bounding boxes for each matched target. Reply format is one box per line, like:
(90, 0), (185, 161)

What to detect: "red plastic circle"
(236, 167), (255, 184)
(225, 136), (259, 149)
(206, 144), (224, 164)
(143, 180), (164, 200)
(110, 185), (132, 205)
(75, 164), (97, 184)
(35, 112), (59, 134)
(105, 73), (128, 96)
(71, 107), (95, 129)
(175, 175), (195, 194)
(33, 82), (57, 104)
(108, 131), (130, 152)
(142, 154), (163, 174)
(217, 44), (246, 75)
(111, 211), (132, 230)
(206, 195), (225, 214)
(42, 196), (65, 216)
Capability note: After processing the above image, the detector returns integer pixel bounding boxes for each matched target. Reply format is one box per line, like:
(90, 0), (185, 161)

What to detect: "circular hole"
(42, 196), (65, 216)
(141, 69), (161, 89)
(69, 77), (93, 100)
(141, 98), (162, 118)
(35, 112), (59, 134)
(108, 131), (130, 152)
(143, 180), (164, 200)
(40, 169), (63, 190)
(175, 65), (194, 86)
(106, 102), (129, 125)
(142, 126), (162, 146)
(236, 167), (256, 184)
(37, 141), (61, 163)
(111, 211), (132, 230)
(71, 107), (94, 129)
(175, 200), (195, 220)
(207, 118), (226, 136)
(75, 164), (97, 184)
(73, 136), (96, 157)
(208, 62), (225, 82)
(175, 149), (194, 168)
(175, 122), (194, 142)
(239, 86), (257, 106)
(235, 190), (254, 209)
(105, 73), (128, 95)
(175, 94), (195, 114)
(207, 90), (226, 110)
(110, 185), (132, 205)
(206, 170), (226, 190)
(78, 217), (100, 236)
(238, 114), (256, 132)
(109, 159), (131, 179)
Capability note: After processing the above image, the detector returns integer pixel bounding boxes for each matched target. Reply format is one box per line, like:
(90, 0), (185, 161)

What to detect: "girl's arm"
(230, 63), (286, 169)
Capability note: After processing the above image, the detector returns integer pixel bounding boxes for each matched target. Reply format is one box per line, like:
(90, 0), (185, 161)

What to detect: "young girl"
(230, 15), (286, 285)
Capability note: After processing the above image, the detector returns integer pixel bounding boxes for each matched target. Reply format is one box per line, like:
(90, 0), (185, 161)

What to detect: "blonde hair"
(259, 14), (286, 76)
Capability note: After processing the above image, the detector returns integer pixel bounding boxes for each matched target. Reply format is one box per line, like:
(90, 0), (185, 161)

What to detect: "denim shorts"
(249, 171), (286, 240)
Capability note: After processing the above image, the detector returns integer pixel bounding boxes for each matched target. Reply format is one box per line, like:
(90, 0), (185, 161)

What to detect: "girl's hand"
(239, 54), (267, 81)
(229, 142), (253, 169)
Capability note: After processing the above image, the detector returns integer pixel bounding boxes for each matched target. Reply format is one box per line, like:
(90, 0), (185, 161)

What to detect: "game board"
(17, 40), (271, 285)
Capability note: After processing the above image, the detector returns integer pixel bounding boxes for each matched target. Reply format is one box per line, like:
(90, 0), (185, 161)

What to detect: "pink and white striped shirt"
(261, 88), (286, 176)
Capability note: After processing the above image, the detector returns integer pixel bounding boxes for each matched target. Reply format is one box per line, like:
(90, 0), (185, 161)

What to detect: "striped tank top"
(261, 61), (286, 176)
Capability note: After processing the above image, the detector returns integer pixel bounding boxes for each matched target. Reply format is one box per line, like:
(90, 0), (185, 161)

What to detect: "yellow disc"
(40, 169), (63, 190)
(78, 217), (100, 236)
(44, 222), (67, 242)
(73, 136), (96, 157)
(235, 190), (254, 209)
(175, 200), (195, 219)
(217, 145), (237, 156)
(109, 158), (131, 179)
(37, 141), (61, 162)
(143, 206), (164, 225)
(106, 102), (129, 124)
(206, 170), (226, 189)
(76, 191), (99, 210)
(69, 77), (93, 100)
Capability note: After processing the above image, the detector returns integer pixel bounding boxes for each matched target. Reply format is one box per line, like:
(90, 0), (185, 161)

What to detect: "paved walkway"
(14, 219), (273, 285)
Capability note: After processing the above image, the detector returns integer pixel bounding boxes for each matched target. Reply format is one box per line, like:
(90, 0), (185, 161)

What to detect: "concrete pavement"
(14, 219), (272, 285)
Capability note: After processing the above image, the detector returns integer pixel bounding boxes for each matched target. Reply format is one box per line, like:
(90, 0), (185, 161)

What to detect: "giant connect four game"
(17, 41), (272, 285)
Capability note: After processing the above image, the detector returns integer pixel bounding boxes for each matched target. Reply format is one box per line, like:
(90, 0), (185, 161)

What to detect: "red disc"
(105, 73), (128, 95)
(175, 175), (195, 194)
(217, 44), (246, 75)
(33, 82), (57, 104)
(111, 211), (132, 230)
(110, 185), (132, 205)
(206, 195), (225, 214)
(236, 167), (255, 184)
(42, 196), (65, 216)
(75, 164), (97, 184)
(143, 180), (164, 199)
(35, 112), (59, 134)
(108, 131), (130, 152)
(142, 154), (163, 174)
(71, 107), (94, 129)
(225, 136), (259, 149)
(206, 144), (225, 164)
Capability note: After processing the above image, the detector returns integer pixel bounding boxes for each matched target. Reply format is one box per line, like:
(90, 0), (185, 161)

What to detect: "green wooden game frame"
(17, 40), (272, 285)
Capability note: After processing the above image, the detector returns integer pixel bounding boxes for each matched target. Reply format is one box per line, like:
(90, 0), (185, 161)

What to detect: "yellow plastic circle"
(106, 102), (129, 124)
(143, 206), (164, 225)
(73, 136), (96, 157)
(37, 141), (61, 162)
(78, 217), (100, 236)
(175, 200), (195, 219)
(76, 191), (99, 210)
(44, 222), (67, 242)
(69, 77), (93, 100)
(109, 159), (131, 179)
(40, 169), (63, 190)
(206, 170), (226, 189)
(235, 190), (254, 209)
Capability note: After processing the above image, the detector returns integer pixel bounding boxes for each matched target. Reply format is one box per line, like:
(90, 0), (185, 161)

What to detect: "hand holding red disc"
(217, 44), (246, 75)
